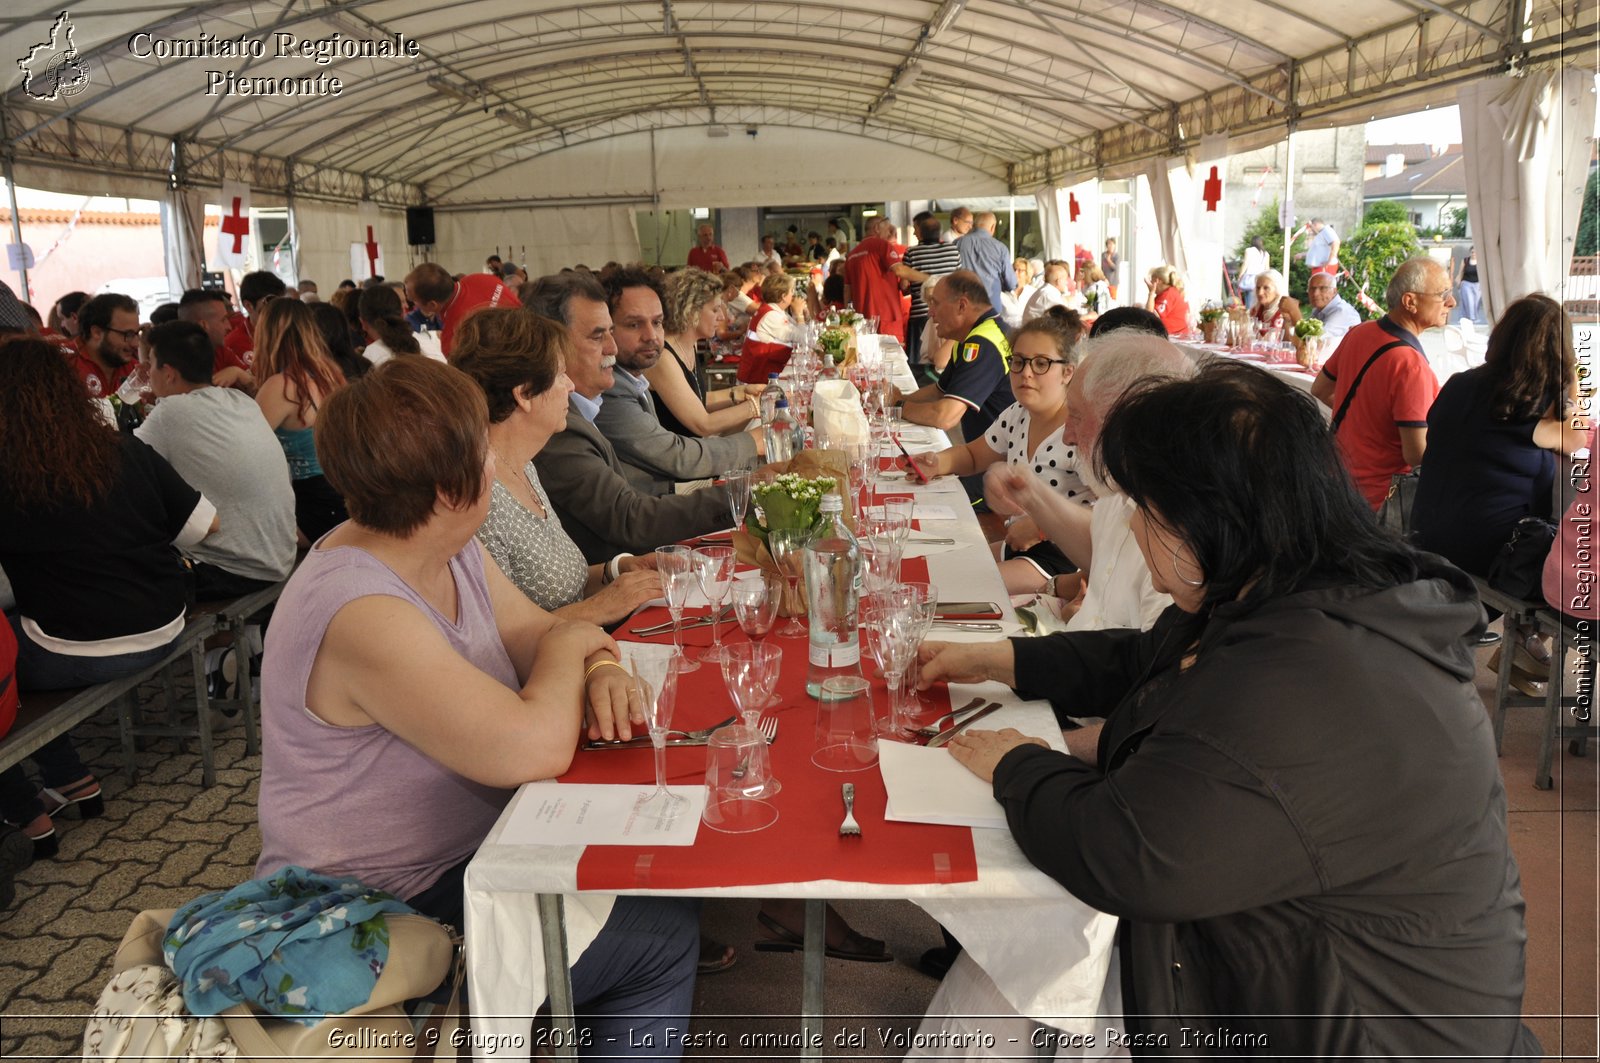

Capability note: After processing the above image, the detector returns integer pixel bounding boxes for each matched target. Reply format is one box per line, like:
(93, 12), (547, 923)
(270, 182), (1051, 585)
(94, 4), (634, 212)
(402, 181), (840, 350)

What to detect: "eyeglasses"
(1007, 355), (1068, 375)
(1418, 289), (1454, 301)
(105, 327), (141, 341)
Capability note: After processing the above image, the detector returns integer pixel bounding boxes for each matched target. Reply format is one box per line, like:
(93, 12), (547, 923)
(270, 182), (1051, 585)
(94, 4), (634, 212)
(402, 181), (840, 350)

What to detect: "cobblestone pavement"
(1, 675), (261, 1061)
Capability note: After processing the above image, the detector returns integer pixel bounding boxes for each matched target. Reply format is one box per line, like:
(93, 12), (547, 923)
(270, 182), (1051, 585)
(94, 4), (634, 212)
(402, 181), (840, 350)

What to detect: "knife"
(585, 735), (712, 751)
(631, 606), (731, 638)
(926, 702), (1005, 747)
(908, 537), (956, 545)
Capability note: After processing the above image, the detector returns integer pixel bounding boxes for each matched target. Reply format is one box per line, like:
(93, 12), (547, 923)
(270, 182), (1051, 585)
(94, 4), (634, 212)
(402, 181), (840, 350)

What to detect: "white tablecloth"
(464, 434), (1116, 1060)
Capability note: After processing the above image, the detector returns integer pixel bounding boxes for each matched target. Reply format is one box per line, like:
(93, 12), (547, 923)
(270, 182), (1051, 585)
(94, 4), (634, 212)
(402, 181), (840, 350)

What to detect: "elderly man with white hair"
(985, 329), (1195, 632)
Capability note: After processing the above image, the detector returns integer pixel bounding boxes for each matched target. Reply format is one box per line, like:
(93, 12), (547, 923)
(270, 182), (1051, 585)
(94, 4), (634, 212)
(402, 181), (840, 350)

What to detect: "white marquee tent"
(2, 0), (1594, 292)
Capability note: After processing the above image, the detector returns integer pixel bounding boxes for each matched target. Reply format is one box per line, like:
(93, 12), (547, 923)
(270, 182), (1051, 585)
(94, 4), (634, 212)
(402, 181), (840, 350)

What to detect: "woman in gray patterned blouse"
(453, 308), (659, 627)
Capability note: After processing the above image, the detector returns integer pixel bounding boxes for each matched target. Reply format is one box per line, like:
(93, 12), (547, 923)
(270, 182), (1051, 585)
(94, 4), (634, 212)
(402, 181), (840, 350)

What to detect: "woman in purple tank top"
(255, 358), (698, 1058)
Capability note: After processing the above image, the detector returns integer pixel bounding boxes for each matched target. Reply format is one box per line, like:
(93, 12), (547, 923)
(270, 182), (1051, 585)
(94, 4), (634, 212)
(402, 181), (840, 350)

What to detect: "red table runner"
(570, 554), (975, 891)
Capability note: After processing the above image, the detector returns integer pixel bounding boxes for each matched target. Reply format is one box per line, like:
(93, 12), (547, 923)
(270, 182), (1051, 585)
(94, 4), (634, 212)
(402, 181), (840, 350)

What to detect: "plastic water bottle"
(803, 494), (862, 699)
(764, 399), (796, 464)
(759, 373), (785, 424)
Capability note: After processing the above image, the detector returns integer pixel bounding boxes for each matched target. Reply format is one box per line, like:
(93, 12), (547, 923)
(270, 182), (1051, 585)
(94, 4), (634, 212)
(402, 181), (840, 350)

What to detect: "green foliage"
(1342, 221), (1423, 319)
(1231, 200), (1309, 298)
(1578, 168), (1599, 258)
(1362, 200), (1410, 226)
(1441, 206), (1469, 240)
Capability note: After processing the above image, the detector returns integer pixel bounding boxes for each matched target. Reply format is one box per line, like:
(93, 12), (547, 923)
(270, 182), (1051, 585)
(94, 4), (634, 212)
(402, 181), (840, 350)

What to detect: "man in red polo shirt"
(687, 223), (729, 274)
(220, 270), (287, 369)
(403, 262), (521, 358)
(177, 289), (254, 388)
(843, 216), (915, 343)
(71, 293), (140, 397)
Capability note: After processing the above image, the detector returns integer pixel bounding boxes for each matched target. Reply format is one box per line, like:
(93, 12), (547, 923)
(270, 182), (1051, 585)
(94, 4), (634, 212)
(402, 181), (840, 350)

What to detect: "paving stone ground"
(1, 674), (261, 1061)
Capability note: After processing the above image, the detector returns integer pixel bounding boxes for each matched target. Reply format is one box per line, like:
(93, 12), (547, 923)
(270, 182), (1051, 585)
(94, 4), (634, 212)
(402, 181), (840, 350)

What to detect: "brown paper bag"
(734, 451), (854, 615)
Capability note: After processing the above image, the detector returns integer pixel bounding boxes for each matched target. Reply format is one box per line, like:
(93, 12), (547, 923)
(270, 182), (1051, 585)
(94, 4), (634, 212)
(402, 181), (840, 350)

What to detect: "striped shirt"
(903, 240), (962, 320)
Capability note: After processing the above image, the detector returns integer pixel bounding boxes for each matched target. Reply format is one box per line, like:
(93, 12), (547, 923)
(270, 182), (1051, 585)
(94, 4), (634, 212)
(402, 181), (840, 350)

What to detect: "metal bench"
(1471, 574), (1595, 789)
(0, 613), (219, 783)
(188, 579), (288, 759)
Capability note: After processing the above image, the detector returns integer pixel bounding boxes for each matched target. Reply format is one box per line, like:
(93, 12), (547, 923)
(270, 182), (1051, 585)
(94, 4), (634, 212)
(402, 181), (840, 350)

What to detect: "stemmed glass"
(881, 497), (915, 547)
(766, 528), (810, 638)
(632, 652), (687, 820)
(862, 588), (919, 738)
(860, 535), (903, 595)
(654, 545), (701, 672)
(898, 581), (938, 710)
(732, 575), (783, 706)
(846, 443), (875, 519)
(720, 643), (783, 797)
(693, 546), (736, 664)
(725, 469), (753, 532)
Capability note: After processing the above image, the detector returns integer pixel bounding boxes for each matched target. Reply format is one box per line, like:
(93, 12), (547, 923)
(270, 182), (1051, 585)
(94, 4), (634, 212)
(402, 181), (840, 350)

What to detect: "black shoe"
(1474, 629), (1502, 647)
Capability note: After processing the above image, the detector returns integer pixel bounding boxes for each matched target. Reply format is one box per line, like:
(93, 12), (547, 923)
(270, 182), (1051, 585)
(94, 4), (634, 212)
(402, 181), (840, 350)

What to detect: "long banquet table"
(463, 433), (1117, 1062)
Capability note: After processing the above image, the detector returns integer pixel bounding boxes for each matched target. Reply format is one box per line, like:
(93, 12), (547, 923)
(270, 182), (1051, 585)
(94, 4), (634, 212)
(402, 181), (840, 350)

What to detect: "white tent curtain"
(1187, 133), (1229, 305)
(1143, 157), (1189, 278)
(291, 200), (412, 289)
(1032, 184), (1073, 262)
(433, 206), (643, 277)
(160, 184), (204, 297)
(1458, 67), (1597, 320)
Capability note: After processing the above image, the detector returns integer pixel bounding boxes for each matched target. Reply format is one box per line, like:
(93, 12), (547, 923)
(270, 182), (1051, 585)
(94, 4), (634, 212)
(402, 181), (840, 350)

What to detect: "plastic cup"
(811, 676), (879, 772)
(702, 727), (779, 833)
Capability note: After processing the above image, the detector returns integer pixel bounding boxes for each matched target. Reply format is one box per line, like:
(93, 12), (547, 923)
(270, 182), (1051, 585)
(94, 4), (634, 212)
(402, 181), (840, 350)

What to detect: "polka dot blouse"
(983, 402), (1096, 507)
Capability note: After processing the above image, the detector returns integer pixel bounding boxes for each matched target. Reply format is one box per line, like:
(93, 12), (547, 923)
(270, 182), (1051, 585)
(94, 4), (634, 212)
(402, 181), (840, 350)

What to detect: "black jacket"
(998, 558), (1539, 1058)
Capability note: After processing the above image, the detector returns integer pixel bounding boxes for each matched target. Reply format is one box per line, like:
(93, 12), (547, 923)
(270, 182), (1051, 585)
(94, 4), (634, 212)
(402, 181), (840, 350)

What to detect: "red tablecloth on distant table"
(570, 554), (975, 891)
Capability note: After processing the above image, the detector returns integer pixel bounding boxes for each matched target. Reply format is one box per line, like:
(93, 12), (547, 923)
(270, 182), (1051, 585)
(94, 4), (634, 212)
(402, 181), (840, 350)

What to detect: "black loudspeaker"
(405, 206), (436, 246)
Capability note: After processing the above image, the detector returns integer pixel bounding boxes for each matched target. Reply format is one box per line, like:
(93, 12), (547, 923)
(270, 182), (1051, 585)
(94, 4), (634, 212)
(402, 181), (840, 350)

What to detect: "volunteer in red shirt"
(221, 270), (287, 369)
(71, 293), (140, 397)
(1311, 256), (1451, 509)
(738, 274), (797, 383)
(177, 289), (253, 388)
(687, 223), (730, 274)
(843, 217), (915, 343)
(403, 262), (521, 358)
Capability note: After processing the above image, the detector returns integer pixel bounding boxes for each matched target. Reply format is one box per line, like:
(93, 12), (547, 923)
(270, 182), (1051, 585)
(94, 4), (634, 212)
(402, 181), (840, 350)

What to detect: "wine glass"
(766, 528), (810, 638)
(632, 652), (687, 820)
(654, 545), (701, 672)
(693, 546), (736, 664)
(720, 643), (782, 797)
(846, 443), (875, 518)
(860, 535), (902, 595)
(725, 469), (753, 532)
(862, 588), (918, 738)
(731, 575), (781, 644)
(881, 497), (915, 546)
(898, 580), (939, 710)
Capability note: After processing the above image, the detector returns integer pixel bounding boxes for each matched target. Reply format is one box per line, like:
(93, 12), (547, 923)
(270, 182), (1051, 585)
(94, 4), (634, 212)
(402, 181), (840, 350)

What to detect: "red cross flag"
(216, 181), (252, 269)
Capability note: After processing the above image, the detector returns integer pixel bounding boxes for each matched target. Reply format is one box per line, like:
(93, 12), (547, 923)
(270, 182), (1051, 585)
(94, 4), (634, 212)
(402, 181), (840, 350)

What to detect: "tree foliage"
(1362, 200), (1410, 226)
(1342, 221), (1423, 318)
(1578, 168), (1599, 258)
(1441, 206), (1469, 240)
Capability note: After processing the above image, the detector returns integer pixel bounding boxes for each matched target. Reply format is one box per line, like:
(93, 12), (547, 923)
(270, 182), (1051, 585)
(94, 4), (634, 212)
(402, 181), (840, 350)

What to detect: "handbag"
(1487, 516), (1558, 602)
(1376, 470), (1422, 536)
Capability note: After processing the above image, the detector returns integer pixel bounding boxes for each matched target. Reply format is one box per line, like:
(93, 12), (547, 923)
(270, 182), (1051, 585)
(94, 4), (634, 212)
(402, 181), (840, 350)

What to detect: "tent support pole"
(1280, 121), (1298, 279)
(1, 108), (30, 300)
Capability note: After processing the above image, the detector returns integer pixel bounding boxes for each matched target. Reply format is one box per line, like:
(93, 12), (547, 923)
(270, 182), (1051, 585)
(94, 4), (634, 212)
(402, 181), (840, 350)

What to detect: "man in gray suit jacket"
(525, 272), (730, 563)
(593, 267), (762, 496)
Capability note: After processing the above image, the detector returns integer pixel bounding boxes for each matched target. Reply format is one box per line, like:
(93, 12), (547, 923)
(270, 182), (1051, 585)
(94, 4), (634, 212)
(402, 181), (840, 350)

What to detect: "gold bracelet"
(584, 658), (627, 681)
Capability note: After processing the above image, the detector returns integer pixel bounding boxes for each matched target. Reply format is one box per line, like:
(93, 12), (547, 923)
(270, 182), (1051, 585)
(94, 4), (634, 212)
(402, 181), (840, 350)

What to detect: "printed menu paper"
(499, 782), (706, 847)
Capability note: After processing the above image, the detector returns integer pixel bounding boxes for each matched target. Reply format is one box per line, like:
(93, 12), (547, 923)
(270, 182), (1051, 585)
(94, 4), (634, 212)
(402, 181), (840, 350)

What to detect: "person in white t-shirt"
(1023, 260), (1083, 323)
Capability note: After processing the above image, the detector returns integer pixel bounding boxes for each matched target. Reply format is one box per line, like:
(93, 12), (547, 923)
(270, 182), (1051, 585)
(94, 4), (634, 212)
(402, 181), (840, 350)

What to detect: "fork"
(838, 783), (861, 837)
(758, 715), (779, 745)
(666, 715), (737, 741)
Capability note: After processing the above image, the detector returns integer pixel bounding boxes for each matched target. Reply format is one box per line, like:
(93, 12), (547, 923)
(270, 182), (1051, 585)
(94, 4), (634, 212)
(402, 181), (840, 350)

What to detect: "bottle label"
(809, 640), (860, 668)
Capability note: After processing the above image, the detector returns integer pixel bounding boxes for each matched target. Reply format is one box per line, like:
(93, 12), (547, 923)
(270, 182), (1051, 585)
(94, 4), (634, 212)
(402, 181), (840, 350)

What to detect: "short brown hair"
(759, 273), (794, 304)
(452, 308), (568, 424)
(404, 263), (455, 304)
(317, 358), (489, 537)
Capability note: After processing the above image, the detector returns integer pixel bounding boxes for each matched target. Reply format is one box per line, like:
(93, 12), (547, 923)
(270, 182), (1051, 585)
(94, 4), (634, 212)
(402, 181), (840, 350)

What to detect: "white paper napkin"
(878, 741), (1008, 829)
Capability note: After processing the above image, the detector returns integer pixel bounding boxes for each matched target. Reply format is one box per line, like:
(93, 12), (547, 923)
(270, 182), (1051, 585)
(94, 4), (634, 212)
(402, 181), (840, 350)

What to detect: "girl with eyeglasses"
(906, 307), (1095, 594)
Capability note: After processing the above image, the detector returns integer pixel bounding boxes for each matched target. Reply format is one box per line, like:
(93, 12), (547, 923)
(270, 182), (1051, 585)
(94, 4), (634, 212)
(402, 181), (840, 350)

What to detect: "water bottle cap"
(768, 373), (780, 381)
(820, 494), (843, 512)
(775, 398), (789, 407)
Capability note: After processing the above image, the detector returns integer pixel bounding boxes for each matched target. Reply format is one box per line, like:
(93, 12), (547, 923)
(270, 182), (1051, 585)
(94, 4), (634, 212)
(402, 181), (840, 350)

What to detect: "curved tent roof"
(1, 0), (1589, 206)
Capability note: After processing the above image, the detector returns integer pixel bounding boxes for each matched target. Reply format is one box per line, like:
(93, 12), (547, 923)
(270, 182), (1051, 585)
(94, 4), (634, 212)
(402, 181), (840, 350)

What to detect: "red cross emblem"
(1202, 166), (1222, 212)
(364, 226), (380, 277)
(1068, 193), (1080, 222)
(220, 196), (250, 253)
